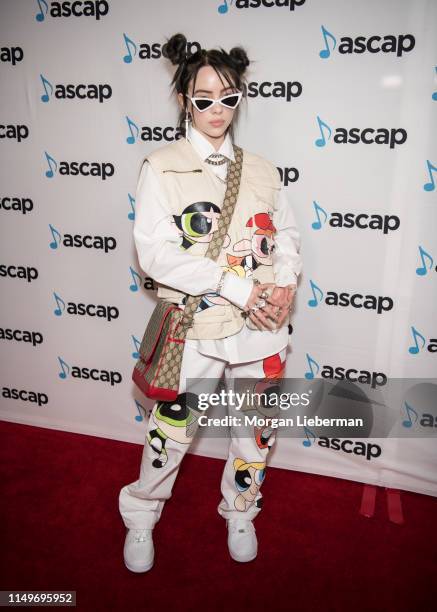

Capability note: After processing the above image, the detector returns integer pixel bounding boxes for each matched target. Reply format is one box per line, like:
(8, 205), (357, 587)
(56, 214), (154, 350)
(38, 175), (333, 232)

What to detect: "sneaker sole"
(124, 558), (154, 573)
(229, 550), (257, 563)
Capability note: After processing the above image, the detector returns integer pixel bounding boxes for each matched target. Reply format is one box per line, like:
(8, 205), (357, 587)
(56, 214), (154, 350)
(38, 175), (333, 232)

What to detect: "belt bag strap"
(177, 145), (244, 335)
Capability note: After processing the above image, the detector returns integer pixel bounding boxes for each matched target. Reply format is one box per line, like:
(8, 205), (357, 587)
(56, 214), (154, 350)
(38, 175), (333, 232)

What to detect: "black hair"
(162, 33), (250, 141)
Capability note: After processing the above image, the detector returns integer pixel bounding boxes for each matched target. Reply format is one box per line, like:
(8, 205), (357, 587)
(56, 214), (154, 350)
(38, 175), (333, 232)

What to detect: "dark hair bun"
(229, 46), (250, 74)
(162, 33), (187, 65)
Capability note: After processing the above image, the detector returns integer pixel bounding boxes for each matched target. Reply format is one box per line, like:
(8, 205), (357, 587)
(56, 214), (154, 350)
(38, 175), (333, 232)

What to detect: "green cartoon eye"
(181, 212), (212, 237)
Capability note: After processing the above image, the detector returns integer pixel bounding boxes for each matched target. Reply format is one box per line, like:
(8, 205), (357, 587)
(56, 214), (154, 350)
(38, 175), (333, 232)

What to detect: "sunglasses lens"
(193, 99), (214, 111)
(221, 94), (240, 108)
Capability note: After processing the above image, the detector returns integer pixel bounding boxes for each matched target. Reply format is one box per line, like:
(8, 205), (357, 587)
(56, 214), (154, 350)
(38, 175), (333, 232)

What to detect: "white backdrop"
(1, 0), (436, 497)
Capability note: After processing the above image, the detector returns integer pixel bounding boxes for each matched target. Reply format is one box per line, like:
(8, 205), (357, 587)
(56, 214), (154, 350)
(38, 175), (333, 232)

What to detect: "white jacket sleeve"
(272, 188), (303, 287)
(133, 160), (253, 305)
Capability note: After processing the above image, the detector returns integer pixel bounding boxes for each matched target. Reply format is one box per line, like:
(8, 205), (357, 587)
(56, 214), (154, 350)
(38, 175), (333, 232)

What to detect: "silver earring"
(184, 108), (192, 139)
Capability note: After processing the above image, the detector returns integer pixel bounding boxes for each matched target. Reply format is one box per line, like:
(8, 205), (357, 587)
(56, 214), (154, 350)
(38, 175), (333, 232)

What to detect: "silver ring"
(255, 298), (266, 309)
(260, 291), (269, 300)
(251, 305), (259, 313)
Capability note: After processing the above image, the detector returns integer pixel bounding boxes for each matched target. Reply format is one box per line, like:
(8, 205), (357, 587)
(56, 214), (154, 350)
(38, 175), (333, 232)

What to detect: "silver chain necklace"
(205, 153), (228, 166)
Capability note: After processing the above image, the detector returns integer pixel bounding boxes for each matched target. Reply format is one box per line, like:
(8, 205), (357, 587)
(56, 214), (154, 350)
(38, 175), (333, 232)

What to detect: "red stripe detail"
(386, 488), (404, 524)
(359, 484), (377, 518)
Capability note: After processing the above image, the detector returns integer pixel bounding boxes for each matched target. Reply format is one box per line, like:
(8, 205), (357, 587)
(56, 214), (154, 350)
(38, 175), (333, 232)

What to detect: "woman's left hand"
(246, 283), (297, 330)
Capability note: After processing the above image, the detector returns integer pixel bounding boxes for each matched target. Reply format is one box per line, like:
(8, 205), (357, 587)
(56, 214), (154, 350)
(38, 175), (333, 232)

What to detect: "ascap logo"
(0, 46), (24, 65)
(53, 292), (119, 322)
(408, 326), (437, 355)
(0, 264), (38, 282)
(311, 202), (401, 234)
(35, 0), (109, 21)
(2, 386), (48, 407)
(0, 196), (34, 215)
(416, 245), (436, 276)
(402, 402), (437, 429)
(304, 353), (388, 389)
(58, 356), (122, 386)
(0, 124), (29, 142)
(44, 152), (115, 180)
(308, 280), (394, 314)
(318, 438), (382, 461)
(125, 116), (183, 144)
(277, 167), (299, 186)
(48, 225), (117, 253)
(0, 327), (43, 346)
(129, 267), (156, 292)
(122, 34), (200, 64)
(315, 116), (407, 149)
(218, 0), (306, 14)
(319, 25), (415, 59)
(247, 81), (302, 102)
(40, 74), (112, 103)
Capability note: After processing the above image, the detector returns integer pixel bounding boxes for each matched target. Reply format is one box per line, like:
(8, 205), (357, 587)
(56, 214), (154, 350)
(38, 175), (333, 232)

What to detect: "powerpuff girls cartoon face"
(229, 211), (277, 275)
(233, 458), (266, 511)
(147, 392), (203, 469)
(173, 201), (225, 251)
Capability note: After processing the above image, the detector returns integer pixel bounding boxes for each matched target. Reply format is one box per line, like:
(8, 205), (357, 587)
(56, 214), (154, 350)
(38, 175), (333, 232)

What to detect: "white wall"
(1, 0), (436, 496)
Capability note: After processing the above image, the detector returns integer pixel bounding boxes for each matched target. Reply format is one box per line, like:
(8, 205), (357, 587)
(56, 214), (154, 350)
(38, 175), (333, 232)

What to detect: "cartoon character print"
(233, 458), (266, 511)
(173, 201), (223, 250)
(146, 392), (202, 468)
(232, 355), (285, 510)
(255, 352), (286, 449)
(228, 212), (277, 278)
(236, 352), (285, 450)
(173, 201), (231, 313)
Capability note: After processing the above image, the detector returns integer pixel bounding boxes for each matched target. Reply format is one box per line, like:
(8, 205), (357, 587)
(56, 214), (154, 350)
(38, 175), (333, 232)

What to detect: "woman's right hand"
(243, 282), (279, 330)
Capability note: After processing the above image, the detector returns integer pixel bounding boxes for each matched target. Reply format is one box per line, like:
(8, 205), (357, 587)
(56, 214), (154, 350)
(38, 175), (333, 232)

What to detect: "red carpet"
(1, 420), (436, 611)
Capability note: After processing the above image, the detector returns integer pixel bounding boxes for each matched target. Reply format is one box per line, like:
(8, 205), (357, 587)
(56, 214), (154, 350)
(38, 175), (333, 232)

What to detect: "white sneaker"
(123, 528), (154, 572)
(227, 519), (257, 562)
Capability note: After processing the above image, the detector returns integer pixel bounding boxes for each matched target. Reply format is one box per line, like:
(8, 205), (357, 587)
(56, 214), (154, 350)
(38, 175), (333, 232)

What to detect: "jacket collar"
(186, 124), (235, 162)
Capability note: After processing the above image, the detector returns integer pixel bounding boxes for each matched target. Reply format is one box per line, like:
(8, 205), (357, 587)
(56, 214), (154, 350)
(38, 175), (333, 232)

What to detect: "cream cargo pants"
(119, 342), (287, 529)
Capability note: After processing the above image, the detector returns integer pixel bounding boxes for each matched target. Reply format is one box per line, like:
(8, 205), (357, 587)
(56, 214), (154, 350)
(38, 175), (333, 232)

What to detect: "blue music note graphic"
(319, 25), (337, 59)
(423, 159), (437, 192)
(126, 116), (140, 144)
(304, 353), (320, 380)
(308, 279), (323, 307)
(312, 201), (328, 230)
(134, 400), (147, 422)
(218, 0), (233, 14)
(36, 0), (48, 21)
(58, 356), (69, 379)
(44, 151), (57, 178)
(408, 326), (426, 355)
(416, 245), (433, 276)
(53, 292), (65, 316)
(315, 116), (332, 147)
(123, 33), (137, 63)
(40, 74), (53, 102)
(432, 67), (437, 101)
(129, 266), (142, 292)
(48, 224), (62, 249)
(303, 425), (316, 447)
(128, 193), (135, 220)
(132, 335), (141, 359)
(402, 401), (419, 428)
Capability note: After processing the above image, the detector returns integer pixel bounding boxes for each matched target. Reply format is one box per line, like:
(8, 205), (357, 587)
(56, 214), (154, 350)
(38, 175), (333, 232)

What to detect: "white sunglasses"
(187, 90), (243, 113)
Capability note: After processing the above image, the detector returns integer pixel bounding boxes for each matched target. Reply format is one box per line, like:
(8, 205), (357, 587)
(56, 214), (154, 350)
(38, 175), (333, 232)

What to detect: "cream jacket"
(145, 136), (282, 340)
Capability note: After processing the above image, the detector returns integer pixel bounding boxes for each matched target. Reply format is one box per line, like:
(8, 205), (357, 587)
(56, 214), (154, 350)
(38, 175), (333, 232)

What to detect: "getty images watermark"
(177, 377), (437, 439)
(195, 387), (360, 429)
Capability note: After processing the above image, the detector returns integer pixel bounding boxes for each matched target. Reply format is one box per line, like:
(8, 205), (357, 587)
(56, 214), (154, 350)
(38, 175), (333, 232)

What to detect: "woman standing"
(119, 33), (302, 572)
